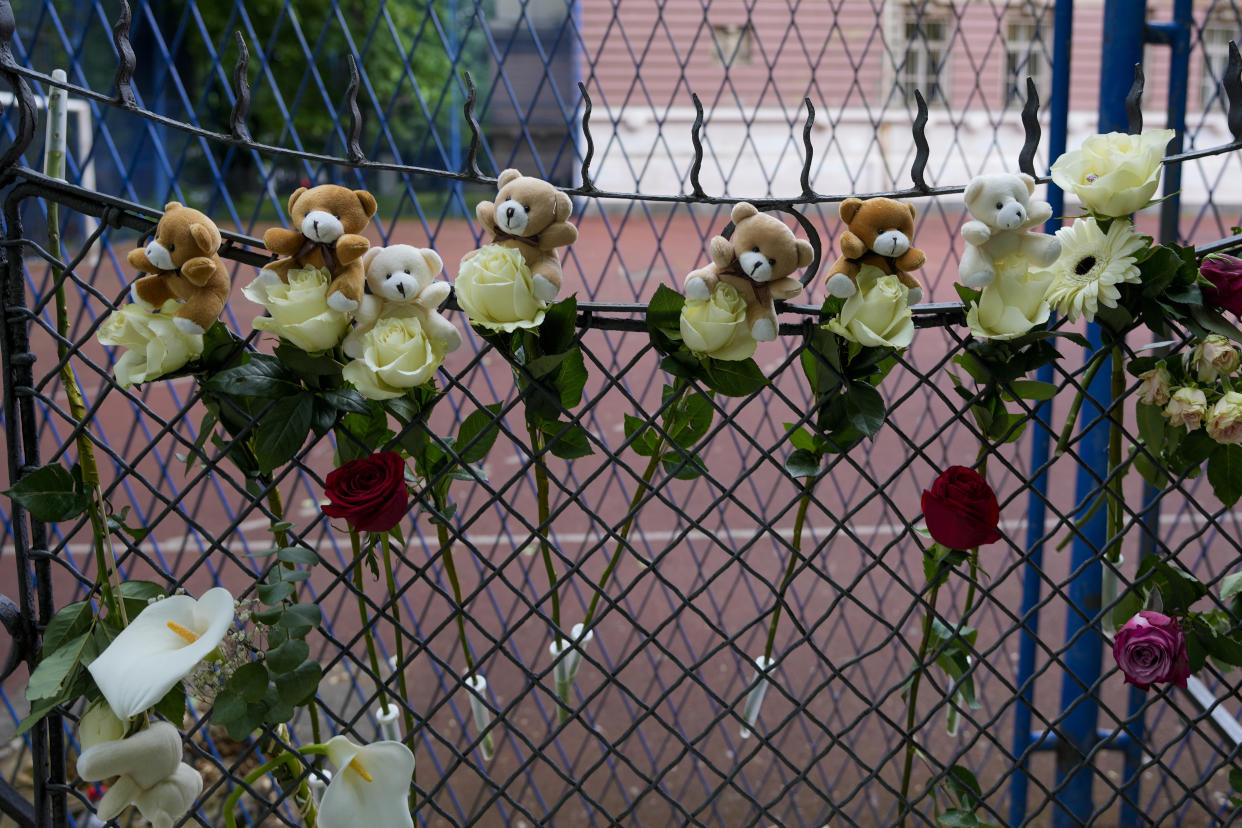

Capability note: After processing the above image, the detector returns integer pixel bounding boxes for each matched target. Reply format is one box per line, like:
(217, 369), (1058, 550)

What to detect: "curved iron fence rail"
(4, 1), (1242, 827)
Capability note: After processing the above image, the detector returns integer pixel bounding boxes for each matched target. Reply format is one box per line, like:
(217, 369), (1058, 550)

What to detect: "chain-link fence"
(5, 1), (1242, 826)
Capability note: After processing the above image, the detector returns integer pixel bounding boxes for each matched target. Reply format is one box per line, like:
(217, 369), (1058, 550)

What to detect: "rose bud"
(1206, 391), (1242, 445)
(1112, 610), (1190, 690)
(1164, 387), (1208, 430)
(1201, 253), (1242, 317)
(322, 451), (409, 533)
(1136, 362), (1172, 407)
(1190, 334), (1241, 382)
(920, 466), (1004, 551)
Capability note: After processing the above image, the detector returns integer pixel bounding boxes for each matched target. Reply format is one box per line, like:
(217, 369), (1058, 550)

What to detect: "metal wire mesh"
(4, 1), (1242, 827)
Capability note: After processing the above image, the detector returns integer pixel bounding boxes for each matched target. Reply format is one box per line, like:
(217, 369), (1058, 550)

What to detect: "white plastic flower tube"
(739, 655), (776, 739)
(87, 587), (235, 719)
(464, 673), (495, 761)
(548, 622), (594, 723)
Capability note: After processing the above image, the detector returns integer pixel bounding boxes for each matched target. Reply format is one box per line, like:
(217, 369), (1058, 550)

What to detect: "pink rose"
(1112, 611), (1190, 690)
(1136, 363), (1172, 406)
(1201, 254), (1242, 317)
(1206, 391), (1242, 444)
(1164, 387), (1208, 430)
(1190, 334), (1240, 382)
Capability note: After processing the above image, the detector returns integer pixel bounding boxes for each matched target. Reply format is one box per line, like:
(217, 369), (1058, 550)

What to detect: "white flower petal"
(320, 736), (414, 828)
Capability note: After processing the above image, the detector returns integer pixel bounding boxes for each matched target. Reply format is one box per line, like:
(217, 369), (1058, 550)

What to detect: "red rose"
(1201, 254), (1242, 317)
(321, 451), (408, 532)
(920, 466), (1003, 550)
(1112, 611), (1190, 690)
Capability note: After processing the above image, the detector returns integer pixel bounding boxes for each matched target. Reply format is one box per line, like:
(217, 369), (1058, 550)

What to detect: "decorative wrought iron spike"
(689, 92), (706, 198)
(800, 97), (816, 198)
(0, 0), (36, 176)
(1018, 77), (1041, 178)
(229, 30), (252, 143)
(910, 89), (930, 192)
(344, 54), (365, 163)
(1225, 41), (1242, 142)
(112, 0), (137, 108)
(578, 81), (596, 191)
(461, 71), (484, 178)
(1126, 63), (1145, 134)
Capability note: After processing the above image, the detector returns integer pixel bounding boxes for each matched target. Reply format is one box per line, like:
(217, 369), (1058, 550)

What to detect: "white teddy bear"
(353, 244), (462, 354)
(959, 173), (1061, 288)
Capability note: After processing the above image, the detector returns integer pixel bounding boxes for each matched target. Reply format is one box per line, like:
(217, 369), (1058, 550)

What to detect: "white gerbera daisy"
(1042, 218), (1145, 323)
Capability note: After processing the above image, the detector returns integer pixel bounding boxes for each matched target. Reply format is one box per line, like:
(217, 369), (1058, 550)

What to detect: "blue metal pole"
(1010, 2), (1074, 823)
(1053, 3), (1146, 825)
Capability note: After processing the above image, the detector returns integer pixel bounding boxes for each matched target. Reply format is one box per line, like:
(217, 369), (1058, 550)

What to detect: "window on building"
(897, 5), (950, 107)
(1201, 20), (1240, 110)
(712, 23), (753, 67)
(1004, 14), (1050, 107)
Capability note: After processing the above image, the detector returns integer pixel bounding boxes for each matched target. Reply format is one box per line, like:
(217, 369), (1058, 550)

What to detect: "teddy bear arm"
(132, 274), (173, 307)
(768, 276), (803, 301)
(326, 260), (366, 307)
(961, 220), (992, 246)
(838, 231), (867, 260)
(895, 248), (926, 272)
(179, 256), (218, 286)
(538, 222), (578, 251)
(416, 280), (451, 309)
(475, 201), (497, 234)
(334, 234), (370, 264)
(1026, 200), (1053, 226)
(263, 227), (304, 256)
(127, 248), (160, 274)
(708, 236), (735, 268)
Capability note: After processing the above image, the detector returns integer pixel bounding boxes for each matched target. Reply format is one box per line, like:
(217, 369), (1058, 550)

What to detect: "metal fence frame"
(5, 0), (1242, 826)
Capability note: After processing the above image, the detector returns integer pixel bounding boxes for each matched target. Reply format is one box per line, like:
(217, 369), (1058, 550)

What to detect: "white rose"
(242, 266), (350, 353)
(1190, 334), (1241, 382)
(342, 315), (445, 400)
(95, 299), (203, 387)
(677, 282), (756, 361)
(455, 245), (547, 331)
(825, 266), (914, 348)
(1050, 129), (1175, 218)
(965, 256), (1052, 341)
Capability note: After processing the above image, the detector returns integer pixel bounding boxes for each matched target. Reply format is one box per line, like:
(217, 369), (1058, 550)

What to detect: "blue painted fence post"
(1052, 2), (1147, 825)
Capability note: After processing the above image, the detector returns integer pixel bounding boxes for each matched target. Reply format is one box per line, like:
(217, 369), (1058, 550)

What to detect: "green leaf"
(1189, 305), (1242, 345)
(785, 425), (818, 453)
(1135, 402), (1167, 451)
(232, 661), (271, 703)
(661, 451), (707, 480)
(254, 394), (315, 474)
(336, 406), (393, 464)
(276, 341), (343, 379)
(455, 404), (504, 464)
(279, 603), (322, 637)
(274, 660), (323, 707)
(1200, 628), (1242, 667)
(16, 695), (69, 735)
(1007, 379), (1058, 400)
(1230, 767), (1242, 794)
(41, 601), (93, 654)
(1111, 590), (1144, 630)
(2, 464), (90, 523)
(1221, 571), (1242, 604)
(262, 684), (296, 725)
(666, 389), (714, 447)
(845, 382), (886, 437)
(26, 632), (90, 701)
(1208, 444), (1242, 507)
(257, 581), (295, 605)
(540, 295), (579, 354)
(646, 284), (685, 339)
(273, 547), (317, 566)
(205, 354), (298, 398)
(937, 810), (980, 827)
(544, 422), (594, 460)
(623, 415), (660, 456)
(153, 685), (186, 723)
(702, 357), (768, 397)
(785, 449), (821, 479)
(1187, 627), (1208, 672)
(945, 764), (984, 808)
(557, 349), (590, 409)
(267, 639), (311, 673)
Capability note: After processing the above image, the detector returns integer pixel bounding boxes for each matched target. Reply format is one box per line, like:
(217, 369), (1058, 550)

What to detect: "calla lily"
(319, 735), (414, 828)
(87, 587), (235, 719)
(76, 721), (203, 828)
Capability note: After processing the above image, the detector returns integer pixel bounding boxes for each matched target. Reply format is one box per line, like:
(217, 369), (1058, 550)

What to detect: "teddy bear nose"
(506, 206), (515, 220)
(395, 282), (406, 297)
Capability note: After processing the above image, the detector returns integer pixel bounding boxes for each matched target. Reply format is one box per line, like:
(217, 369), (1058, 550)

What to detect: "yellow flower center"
(166, 621), (200, 644)
(348, 757), (374, 782)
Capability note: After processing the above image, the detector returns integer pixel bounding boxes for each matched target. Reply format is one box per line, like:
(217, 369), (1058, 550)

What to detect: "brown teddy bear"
(826, 197), (925, 305)
(683, 202), (812, 342)
(262, 184), (378, 312)
(127, 201), (230, 335)
(468, 169), (577, 302)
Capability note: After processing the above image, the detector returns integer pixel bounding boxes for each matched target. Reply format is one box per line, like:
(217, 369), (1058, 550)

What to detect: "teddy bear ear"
(163, 201), (183, 213)
(189, 223), (217, 255)
(497, 169), (522, 188)
(1018, 172), (1037, 195)
(287, 187), (307, 213)
(354, 190), (378, 219)
(795, 239), (814, 269)
(906, 202), (917, 221)
(964, 179), (984, 205)
(839, 198), (863, 223)
(731, 202), (759, 223)
(554, 190), (573, 222)
(421, 248), (444, 276)
(362, 247), (381, 272)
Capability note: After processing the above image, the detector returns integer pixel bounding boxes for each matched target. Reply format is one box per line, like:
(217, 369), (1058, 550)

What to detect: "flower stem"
(221, 749), (315, 828)
(1054, 347), (1114, 457)
(1107, 344), (1126, 564)
(897, 577), (943, 827)
(350, 529), (391, 716)
(763, 481), (817, 664)
(526, 423), (563, 646)
(433, 510), (478, 678)
(378, 533), (416, 743)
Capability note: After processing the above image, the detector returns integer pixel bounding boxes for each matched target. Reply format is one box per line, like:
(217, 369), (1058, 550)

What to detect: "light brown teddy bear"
(826, 197), (925, 305)
(468, 169), (577, 302)
(683, 202), (812, 342)
(262, 184), (378, 312)
(128, 201), (230, 335)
